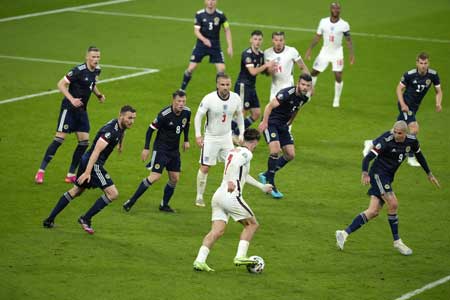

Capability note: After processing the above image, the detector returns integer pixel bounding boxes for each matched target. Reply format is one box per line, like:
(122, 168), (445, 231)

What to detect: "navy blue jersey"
(268, 87), (309, 125)
(369, 131), (420, 176)
(400, 68), (440, 111)
(86, 119), (124, 165)
(195, 9), (227, 47)
(151, 106), (191, 152)
(236, 47), (265, 87)
(62, 63), (101, 111)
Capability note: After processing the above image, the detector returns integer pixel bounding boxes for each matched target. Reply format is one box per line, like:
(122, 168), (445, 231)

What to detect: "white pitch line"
(74, 9), (450, 44)
(0, 0), (132, 23)
(0, 69), (159, 105)
(394, 274), (450, 300)
(0, 54), (149, 71)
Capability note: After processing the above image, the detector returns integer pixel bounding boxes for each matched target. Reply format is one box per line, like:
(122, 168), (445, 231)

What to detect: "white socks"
(333, 81), (343, 107)
(312, 76), (318, 87)
(235, 240), (250, 258)
(195, 245), (210, 263)
(196, 170), (208, 200)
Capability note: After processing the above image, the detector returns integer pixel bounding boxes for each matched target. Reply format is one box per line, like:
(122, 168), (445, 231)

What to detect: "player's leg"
(35, 131), (67, 183)
(66, 131), (89, 183)
(123, 172), (162, 211)
(336, 195), (382, 250)
(234, 217), (259, 265)
(384, 192), (412, 255)
(43, 185), (85, 228)
(245, 88), (260, 129)
(332, 56), (345, 107)
(196, 164), (210, 207)
(406, 121), (421, 167)
(196, 137), (221, 207)
(212, 48), (226, 77)
(311, 69), (321, 88)
(194, 219), (227, 272)
(159, 171), (180, 212)
(278, 126), (296, 172)
(311, 53), (328, 91)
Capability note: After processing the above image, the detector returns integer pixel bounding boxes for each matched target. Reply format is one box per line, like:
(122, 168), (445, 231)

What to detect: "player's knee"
(285, 153), (295, 161)
(168, 178), (178, 186)
(212, 228), (225, 239)
(106, 189), (119, 201)
(251, 110), (260, 120)
(388, 201), (398, 212)
(269, 153), (279, 159)
(365, 209), (379, 219)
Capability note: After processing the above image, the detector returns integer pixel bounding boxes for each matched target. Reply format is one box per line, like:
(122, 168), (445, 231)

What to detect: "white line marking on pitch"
(394, 274), (450, 300)
(0, 70), (158, 105)
(73, 9), (450, 44)
(0, 54), (148, 71)
(0, 0), (132, 23)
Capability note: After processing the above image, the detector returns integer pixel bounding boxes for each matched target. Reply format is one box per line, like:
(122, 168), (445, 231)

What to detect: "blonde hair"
(391, 120), (409, 134)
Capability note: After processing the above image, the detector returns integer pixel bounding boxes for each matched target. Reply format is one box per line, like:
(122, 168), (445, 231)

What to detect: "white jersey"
(317, 17), (350, 57)
(195, 91), (243, 137)
(264, 45), (302, 98)
(221, 147), (252, 194)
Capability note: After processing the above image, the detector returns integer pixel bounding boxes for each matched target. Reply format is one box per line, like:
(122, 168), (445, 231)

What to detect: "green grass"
(1, 0), (449, 299)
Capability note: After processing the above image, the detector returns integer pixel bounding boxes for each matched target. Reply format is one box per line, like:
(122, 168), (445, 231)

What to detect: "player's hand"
(261, 184), (273, 193)
(182, 142), (190, 152)
(97, 94), (106, 103)
(305, 48), (312, 60)
(361, 172), (370, 185)
(141, 149), (150, 161)
(71, 98), (83, 107)
(436, 104), (442, 112)
(400, 103), (409, 113)
(203, 39), (212, 48)
(196, 136), (204, 147)
(428, 174), (440, 189)
(227, 46), (233, 58)
(77, 172), (91, 185)
(258, 122), (268, 132)
(117, 143), (123, 154)
(227, 181), (236, 193)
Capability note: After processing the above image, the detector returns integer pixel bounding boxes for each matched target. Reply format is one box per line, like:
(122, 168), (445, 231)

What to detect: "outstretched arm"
(305, 34), (322, 60)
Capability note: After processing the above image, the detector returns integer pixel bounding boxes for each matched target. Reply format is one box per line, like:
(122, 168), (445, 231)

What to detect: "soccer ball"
(246, 255), (265, 274)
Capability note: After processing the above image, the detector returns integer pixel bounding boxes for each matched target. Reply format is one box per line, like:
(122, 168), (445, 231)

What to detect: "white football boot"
(393, 239), (413, 256)
(335, 230), (348, 250)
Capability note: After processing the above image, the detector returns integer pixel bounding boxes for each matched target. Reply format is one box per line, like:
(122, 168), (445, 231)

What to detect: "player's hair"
(243, 128), (261, 142)
(87, 46), (100, 52)
(172, 90), (186, 98)
(391, 121), (409, 134)
(251, 30), (263, 37)
(416, 52), (429, 61)
(120, 105), (136, 114)
(272, 31), (285, 38)
(330, 2), (341, 8)
(299, 73), (312, 82)
(216, 73), (231, 82)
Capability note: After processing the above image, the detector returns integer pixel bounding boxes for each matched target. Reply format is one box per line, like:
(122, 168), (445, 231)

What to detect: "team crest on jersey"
(223, 104), (228, 111)
(245, 57), (252, 64)
(426, 79), (431, 86)
(154, 164), (160, 170)
(214, 17), (220, 25)
(384, 184), (390, 189)
(405, 146), (411, 153)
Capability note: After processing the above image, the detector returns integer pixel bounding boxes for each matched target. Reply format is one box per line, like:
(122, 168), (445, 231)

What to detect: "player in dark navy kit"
(42, 106), (137, 234)
(180, 0), (233, 91)
(337, 121), (440, 255)
(258, 74), (312, 198)
(35, 46), (106, 184)
(123, 91), (191, 213)
(231, 30), (275, 138)
(363, 52), (443, 166)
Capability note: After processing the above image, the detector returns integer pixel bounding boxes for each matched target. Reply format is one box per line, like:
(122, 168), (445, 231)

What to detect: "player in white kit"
(193, 128), (273, 272)
(264, 31), (310, 101)
(194, 74), (244, 207)
(305, 2), (355, 107)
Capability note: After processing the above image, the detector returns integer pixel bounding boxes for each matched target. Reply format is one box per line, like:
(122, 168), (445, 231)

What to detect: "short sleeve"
(400, 72), (409, 86)
(65, 66), (81, 83)
(371, 134), (388, 155)
(100, 130), (116, 144)
(243, 52), (253, 68)
(194, 12), (201, 26)
(150, 112), (164, 130)
(343, 21), (350, 33)
(433, 73), (440, 87)
(197, 97), (209, 114)
(275, 89), (288, 103)
(221, 13), (227, 24)
(316, 19), (324, 35)
(291, 47), (301, 62)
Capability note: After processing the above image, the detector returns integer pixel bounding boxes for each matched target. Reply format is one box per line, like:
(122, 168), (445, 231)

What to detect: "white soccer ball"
(246, 255), (265, 274)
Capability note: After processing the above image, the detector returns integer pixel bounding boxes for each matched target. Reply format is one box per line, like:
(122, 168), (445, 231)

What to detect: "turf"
(0, 0), (449, 299)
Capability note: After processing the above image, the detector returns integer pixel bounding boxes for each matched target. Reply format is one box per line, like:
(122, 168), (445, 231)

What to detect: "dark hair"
(243, 128), (260, 142)
(299, 73), (312, 82)
(251, 30), (263, 37)
(272, 31), (285, 38)
(120, 105), (136, 114)
(216, 73), (231, 82)
(417, 52), (429, 61)
(87, 46), (100, 52)
(172, 89), (186, 98)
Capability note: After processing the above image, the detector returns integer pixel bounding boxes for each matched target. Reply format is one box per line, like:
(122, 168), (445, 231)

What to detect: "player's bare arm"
(296, 58), (310, 75)
(396, 82), (409, 112)
(77, 138), (108, 184)
(345, 34), (355, 64)
(57, 77), (83, 107)
(224, 22), (233, 57)
(93, 85), (105, 103)
(258, 99), (280, 132)
(305, 34), (322, 60)
(194, 26), (211, 48)
(435, 85), (443, 112)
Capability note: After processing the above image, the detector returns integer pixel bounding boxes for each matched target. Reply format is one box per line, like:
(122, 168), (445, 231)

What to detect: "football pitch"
(1, 0), (449, 299)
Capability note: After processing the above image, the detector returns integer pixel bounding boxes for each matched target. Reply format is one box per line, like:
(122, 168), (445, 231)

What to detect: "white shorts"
(199, 134), (233, 166)
(211, 187), (254, 223)
(313, 52), (344, 72)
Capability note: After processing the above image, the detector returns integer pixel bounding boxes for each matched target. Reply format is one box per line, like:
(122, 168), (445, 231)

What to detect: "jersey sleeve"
(400, 72), (410, 86)
(412, 139), (421, 153)
(100, 129), (117, 144)
(275, 89), (288, 104)
(197, 97), (209, 114)
(221, 13), (228, 25)
(291, 47), (301, 62)
(343, 21), (350, 34)
(194, 12), (201, 27)
(316, 19), (324, 35)
(371, 134), (388, 156)
(243, 52), (253, 68)
(150, 112), (164, 130)
(432, 73), (441, 87)
(64, 66), (81, 83)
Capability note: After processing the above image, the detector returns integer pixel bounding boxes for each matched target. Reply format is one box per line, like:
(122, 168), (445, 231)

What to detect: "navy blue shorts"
(75, 154), (114, 189)
(146, 150), (181, 174)
(396, 103), (417, 124)
(234, 82), (260, 109)
(56, 107), (90, 133)
(263, 123), (294, 147)
(190, 44), (224, 64)
(368, 172), (393, 201)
